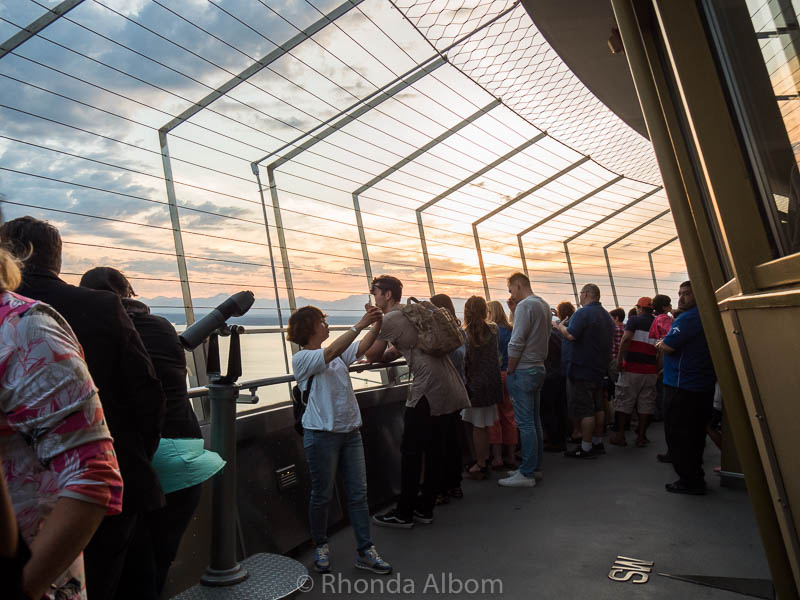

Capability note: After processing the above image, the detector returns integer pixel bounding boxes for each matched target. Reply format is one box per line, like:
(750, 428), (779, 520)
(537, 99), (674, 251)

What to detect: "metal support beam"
(473, 156), (591, 299)
(156, 0), (366, 381)
(648, 236), (679, 294)
(256, 55), (447, 312)
(615, 2), (799, 596)
(252, 165), (291, 376)
(160, 0), (366, 134)
(416, 132), (547, 295)
(352, 99), (501, 291)
(603, 209), (670, 307)
(158, 131), (205, 387)
(517, 175), (624, 277)
(563, 186), (662, 304)
(0, 0), (85, 60)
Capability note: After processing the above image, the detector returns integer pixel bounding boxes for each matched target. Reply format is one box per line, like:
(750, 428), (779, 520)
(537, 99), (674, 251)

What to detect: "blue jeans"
(507, 367), (546, 477)
(303, 429), (372, 552)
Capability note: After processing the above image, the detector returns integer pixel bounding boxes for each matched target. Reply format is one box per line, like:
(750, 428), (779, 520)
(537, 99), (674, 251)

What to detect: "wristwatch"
(349, 326), (359, 333)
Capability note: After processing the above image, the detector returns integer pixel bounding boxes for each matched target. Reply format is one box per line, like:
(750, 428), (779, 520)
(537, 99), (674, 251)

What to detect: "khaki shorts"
(614, 371), (658, 415)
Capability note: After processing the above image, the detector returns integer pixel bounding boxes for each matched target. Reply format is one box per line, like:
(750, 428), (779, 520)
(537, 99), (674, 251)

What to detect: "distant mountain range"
(142, 293), (470, 326)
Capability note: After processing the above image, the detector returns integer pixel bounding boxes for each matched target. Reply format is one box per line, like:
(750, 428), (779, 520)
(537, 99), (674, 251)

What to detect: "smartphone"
(368, 293), (376, 307)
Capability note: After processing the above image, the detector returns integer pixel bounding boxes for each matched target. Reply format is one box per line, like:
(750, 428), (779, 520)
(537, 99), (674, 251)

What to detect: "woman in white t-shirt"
(287, 304), (391, 576)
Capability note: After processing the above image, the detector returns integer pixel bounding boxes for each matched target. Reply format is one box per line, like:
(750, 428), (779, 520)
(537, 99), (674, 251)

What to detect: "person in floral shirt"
(0, 249), (123, 599)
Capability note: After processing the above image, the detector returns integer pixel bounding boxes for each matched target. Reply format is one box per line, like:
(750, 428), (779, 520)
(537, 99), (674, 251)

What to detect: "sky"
(0, 0), (688, 323)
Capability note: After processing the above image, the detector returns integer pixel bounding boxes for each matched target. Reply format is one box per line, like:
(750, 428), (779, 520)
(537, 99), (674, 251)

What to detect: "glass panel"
(703, 0), (800, 256)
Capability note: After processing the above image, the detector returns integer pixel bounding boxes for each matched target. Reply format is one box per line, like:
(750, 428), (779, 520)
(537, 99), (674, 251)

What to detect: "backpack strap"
(301, 374), (315, 406)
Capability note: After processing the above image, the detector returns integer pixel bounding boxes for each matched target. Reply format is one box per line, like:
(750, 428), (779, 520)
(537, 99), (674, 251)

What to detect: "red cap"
(636, 296), (653, 308)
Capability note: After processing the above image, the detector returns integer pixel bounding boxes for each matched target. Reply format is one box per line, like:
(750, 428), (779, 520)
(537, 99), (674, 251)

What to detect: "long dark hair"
(464, 296), (492, 347)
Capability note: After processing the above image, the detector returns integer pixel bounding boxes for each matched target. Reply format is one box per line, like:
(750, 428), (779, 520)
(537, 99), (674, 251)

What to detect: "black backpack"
(292, 375), (314, 435)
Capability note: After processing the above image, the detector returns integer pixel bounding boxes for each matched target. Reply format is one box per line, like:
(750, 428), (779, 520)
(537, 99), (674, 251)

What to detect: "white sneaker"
(507, 469), (542, 481)
(498, 471), (535, 487)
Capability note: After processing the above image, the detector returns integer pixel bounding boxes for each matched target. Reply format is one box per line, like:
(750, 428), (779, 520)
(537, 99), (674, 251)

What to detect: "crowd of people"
(0, 214), (720, 594)
(0, 216), (223, 600)
(289, 271), (719, 575)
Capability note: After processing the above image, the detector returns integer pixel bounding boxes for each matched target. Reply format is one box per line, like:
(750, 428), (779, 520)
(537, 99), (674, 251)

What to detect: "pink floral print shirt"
(0, 292), (123, 600)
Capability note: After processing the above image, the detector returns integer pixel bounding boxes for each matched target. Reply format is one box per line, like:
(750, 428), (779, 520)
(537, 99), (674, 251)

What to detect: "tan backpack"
(399, 297), (464, 356)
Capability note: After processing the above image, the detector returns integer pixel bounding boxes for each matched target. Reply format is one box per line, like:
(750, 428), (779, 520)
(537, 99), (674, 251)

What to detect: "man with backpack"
(365, 275), (469, 529)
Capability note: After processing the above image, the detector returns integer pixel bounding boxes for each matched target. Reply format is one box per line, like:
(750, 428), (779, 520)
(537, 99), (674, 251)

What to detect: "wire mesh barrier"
(0, 0), (687, 409)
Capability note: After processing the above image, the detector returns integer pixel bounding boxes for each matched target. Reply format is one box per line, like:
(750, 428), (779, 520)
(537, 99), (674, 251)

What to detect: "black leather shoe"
(665, 480), (706, 495)
(656, 453), (672, 463)
(564, 448), (597, 459)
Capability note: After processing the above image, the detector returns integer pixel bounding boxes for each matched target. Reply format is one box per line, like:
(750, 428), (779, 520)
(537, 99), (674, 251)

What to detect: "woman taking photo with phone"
(288, 303), (391, 575)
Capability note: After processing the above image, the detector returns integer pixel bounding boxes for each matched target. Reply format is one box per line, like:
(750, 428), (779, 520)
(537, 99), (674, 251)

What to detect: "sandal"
(435, 493), (450, 505)
(491, 460), (506, 471)
(447, 487), (463, 499)
(635, 438), (648, 448)
(467, 463), (489, 480)
(609, 437), (628, 446)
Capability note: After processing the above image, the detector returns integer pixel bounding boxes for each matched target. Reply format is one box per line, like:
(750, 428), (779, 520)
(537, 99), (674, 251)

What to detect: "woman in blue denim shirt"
(288, 304), (391, 575)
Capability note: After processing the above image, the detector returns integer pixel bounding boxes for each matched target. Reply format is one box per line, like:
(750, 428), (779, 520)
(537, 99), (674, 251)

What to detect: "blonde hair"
(487, 300), (511, 329)
(0, 248), (22, 293)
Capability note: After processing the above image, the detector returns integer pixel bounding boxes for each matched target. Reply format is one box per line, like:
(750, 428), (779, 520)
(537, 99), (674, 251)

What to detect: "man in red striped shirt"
(609, 297), (658, 447)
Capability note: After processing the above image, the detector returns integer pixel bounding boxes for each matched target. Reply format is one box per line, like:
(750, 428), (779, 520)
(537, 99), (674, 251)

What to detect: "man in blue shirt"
(656, 281), (716, 495)
(557, 283), (615, 458)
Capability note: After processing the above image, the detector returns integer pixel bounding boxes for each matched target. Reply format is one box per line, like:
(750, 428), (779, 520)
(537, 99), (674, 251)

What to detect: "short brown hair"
(287, 306), (325, 347)
(371, 275), (403, 303)
(507, 272), (530, 288)
(0, 216), (62, 274)
(609, 308), (626, 322)
(557, 300), (575, 321)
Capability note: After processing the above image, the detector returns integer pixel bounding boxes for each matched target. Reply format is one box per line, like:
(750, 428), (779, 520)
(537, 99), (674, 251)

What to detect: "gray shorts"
(568, 378), (605, 419)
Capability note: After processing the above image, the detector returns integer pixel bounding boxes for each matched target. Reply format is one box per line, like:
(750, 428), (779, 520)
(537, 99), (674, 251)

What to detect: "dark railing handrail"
(186, 359), (408, 399)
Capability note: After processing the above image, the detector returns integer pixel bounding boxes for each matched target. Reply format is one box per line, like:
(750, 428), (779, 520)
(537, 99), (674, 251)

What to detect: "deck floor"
(295, 425), (771, 599)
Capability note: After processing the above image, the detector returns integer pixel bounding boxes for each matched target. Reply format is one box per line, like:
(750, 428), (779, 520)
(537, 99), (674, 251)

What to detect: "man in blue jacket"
(656, 281), (716, 495)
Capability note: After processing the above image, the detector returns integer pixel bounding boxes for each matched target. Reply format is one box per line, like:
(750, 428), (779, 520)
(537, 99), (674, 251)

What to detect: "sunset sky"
(0, 0), (687, 321)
